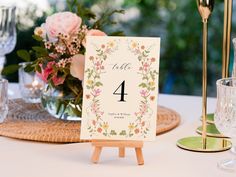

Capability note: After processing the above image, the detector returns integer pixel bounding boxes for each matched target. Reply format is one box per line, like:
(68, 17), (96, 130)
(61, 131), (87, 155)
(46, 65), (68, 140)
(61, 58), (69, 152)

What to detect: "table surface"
(0, 83), (235, 177)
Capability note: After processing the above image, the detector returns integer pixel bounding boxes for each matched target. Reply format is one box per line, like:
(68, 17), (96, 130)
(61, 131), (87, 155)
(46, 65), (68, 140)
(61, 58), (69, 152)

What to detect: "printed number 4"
(113, 81), (128, 102)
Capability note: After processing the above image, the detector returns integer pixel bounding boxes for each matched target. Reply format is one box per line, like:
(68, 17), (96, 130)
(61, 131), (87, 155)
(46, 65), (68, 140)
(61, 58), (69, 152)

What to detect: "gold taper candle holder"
(196, 0), (233, 138)
(222, 0), (233, 78)
(177, 0), (231, 152)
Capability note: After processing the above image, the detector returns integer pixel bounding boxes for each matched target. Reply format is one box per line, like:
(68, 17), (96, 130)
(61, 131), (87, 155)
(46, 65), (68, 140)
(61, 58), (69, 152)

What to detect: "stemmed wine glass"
(0, 5), (16, 77)
(214, 77), (236, 172)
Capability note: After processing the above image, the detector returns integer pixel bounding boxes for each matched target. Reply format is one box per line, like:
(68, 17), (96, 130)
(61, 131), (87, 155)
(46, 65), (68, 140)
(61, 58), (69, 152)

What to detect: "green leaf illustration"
(119, 130), (126, 136)
(95, 82), (103, 86)
(139, 83), (147, 88)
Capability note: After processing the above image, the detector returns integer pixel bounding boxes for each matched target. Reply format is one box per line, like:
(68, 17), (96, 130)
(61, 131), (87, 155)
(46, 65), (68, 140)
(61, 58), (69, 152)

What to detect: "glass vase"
(41, 86), (82, 121)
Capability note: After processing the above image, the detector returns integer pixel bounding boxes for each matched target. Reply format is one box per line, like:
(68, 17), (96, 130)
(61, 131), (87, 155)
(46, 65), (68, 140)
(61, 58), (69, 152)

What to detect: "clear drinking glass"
(0, 78), (8, 123)
(0, 5), (16, 76)
(19, 62), (44, 103)
(214, 77), (236, 172)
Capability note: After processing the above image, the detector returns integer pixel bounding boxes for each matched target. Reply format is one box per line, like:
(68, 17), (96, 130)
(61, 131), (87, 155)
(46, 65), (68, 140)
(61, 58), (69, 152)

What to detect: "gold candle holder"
(197, 0), (233, 137)
(222, 0), (233, 78)
(177, 0), (231, 152)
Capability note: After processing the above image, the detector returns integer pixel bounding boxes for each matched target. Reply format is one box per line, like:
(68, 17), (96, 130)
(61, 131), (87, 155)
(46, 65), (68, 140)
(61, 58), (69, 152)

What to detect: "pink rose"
(70, 54), (85, 80)
(82, 29), (107, 47)
(45, 12), (82, 42)
(34, 23), (46, 39)
(37, 61), (55, 82)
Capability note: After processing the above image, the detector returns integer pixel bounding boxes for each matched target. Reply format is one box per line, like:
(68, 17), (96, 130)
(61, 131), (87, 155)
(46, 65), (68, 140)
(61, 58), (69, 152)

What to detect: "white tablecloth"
(0, 83), (235, 177)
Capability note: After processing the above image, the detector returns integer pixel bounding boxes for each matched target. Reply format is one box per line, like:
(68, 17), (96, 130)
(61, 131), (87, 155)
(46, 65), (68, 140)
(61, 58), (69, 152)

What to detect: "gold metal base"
(196, 124), (227, 138)
(177, 136), (231, 152)
(200, 113), (214, 124)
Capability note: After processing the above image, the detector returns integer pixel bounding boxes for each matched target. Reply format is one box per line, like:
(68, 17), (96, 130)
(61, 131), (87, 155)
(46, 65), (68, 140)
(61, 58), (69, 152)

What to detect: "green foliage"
(32, 35), (43, 42)
(32, 46), (48, 57)
(17, 50), (31, 62)
(4, 0), (234, 96)
(92, 9), (125, 30)
(2, 65), (20, 75)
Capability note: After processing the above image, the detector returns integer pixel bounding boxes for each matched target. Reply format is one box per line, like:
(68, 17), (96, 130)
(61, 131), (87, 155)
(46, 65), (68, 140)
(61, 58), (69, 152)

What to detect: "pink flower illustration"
(92, 89), (101, 97)
(140, 90), (149, 97)
(134, 128), (140, 134)
(97, 127), (102, 133)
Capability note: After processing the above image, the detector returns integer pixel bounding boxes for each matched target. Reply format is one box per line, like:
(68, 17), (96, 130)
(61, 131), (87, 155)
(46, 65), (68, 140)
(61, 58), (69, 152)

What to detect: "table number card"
(80, 36), (160, 141)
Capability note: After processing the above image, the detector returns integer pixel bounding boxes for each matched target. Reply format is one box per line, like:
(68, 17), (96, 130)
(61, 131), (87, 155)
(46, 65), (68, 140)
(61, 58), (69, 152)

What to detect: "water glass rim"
(216, 77), (236, 88)
(0, 78), (8, 84)
(0, 5), (16, 10)
(19, 62), (33, 68)
(19, 61), (33, 66)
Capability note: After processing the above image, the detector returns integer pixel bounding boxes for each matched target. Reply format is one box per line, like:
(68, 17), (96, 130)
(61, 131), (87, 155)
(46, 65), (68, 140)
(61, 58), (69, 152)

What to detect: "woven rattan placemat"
(0, 99), (180, 143)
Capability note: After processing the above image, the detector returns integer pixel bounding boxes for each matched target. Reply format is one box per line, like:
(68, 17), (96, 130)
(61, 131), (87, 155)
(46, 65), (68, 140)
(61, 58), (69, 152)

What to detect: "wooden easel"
(91, 140), (144, 165)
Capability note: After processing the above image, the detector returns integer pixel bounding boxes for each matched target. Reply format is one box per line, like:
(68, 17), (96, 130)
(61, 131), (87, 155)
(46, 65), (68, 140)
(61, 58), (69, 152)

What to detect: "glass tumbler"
(19, 62), (44, 103)
(0, 79), (8, 123)
(214, 77), (236, 172)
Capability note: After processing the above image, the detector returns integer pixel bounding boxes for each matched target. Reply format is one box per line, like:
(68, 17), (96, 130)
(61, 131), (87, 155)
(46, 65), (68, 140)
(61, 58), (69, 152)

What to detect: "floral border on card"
(84, 39), (158, 139)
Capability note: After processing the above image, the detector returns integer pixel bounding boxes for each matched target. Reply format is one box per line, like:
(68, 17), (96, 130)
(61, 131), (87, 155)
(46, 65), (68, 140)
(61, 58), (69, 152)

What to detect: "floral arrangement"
(15, 3), (124, 118)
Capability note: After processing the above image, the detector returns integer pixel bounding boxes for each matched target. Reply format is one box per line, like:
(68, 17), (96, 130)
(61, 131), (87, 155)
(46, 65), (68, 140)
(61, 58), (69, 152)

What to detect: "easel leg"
(119, 147), (125, 158)
(91, 140), (144, 165)
(135, 148), (144, 165)
(91, 147), (102, 163)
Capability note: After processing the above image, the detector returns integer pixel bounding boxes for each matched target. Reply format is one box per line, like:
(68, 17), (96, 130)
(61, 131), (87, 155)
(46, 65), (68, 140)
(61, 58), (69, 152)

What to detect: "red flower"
(86, 94), (90, 99)
(52, 75), (65, 86)
(141, 121), (145, 126)
(134, 128), (139, 134)
(37, 61), (55, 82)
(92, 120), (96, 126)
(150, 96), (155, 101)
(97, 127), (102, 133)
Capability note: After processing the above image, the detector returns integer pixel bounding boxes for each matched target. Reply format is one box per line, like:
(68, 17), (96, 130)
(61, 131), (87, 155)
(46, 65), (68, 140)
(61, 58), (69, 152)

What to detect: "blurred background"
(1, 0), (236, 96)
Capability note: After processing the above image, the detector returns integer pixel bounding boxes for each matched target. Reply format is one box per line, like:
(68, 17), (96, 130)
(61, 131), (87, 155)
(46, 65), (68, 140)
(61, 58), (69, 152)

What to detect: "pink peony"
(45, 12), (82, 42)
(37, 61), (55, 82)
(82, 29), (107, 47)
(70, 54), (85, 80)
